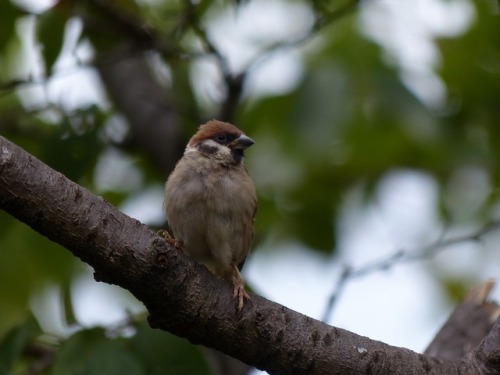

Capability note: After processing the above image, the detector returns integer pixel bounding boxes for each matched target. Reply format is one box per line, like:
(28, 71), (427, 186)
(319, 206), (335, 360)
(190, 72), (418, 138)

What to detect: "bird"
(164, 120), (257, 311)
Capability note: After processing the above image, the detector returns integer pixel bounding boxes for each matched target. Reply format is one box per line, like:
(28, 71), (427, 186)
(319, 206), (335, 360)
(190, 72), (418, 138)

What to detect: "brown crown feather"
(188, 120), (245, 146)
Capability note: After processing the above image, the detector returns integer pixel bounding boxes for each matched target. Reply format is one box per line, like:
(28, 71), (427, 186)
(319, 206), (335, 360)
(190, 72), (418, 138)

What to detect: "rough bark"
(1, 134), (500, 375)
(425, 280), (500, 360)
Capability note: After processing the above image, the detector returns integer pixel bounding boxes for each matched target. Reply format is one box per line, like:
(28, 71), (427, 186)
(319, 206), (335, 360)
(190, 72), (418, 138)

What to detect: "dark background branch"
(425, 280), (500, 360)
(95, 52), (184, 175)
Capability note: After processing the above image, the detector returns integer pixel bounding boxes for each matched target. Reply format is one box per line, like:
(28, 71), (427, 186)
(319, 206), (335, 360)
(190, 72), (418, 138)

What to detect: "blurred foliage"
(0, 316), (210, 375)
(0, 0), (499, 372)
(0, 315), (41, 374)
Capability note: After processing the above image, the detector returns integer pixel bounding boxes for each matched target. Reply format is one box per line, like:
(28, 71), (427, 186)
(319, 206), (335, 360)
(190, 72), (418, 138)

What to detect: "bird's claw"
(159, 230), (184, 249)
(233, 280), (251, 312)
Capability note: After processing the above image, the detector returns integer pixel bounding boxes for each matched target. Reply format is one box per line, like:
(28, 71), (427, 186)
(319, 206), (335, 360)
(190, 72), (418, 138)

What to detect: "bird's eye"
(216, 134), (227, 142)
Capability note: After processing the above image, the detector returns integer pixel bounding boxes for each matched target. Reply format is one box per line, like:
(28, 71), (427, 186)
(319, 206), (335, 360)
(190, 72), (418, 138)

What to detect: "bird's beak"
(232, 134), (255, 150)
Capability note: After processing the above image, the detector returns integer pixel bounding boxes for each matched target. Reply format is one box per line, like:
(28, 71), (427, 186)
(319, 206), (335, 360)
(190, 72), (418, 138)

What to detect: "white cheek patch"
(185, 144), (198, 154)
(207, 139), (231, 154)
(203, 140), (219, 147)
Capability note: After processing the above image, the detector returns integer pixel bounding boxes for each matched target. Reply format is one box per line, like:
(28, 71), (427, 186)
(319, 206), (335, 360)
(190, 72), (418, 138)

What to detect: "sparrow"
(164, 120), (257, 311)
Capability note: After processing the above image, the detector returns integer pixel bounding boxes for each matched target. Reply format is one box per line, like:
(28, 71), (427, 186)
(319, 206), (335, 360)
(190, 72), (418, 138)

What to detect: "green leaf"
(0, 314), (41, 374)
(0, 1), (20, 52)
(130, 321), (211, 375)
(51, 324), (211, 375)
(51, 328), (144, 375)
(0, 214), (79, 334)
(37, 10), (67, 74)
(292, 202), (335, 253)
(41, 107), (105, 183)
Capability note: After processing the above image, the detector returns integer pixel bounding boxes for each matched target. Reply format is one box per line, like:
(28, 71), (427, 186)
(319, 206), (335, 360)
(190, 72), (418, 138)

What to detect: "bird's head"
(186, 120), (254, 165)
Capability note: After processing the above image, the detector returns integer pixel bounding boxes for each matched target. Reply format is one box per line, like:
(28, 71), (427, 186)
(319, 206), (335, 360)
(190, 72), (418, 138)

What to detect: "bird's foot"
(159, 230), (184, 250)
(232, 275), (251, 312)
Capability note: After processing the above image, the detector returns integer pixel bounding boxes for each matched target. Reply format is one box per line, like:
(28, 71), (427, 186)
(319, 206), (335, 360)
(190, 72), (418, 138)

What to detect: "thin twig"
(178, 0), (361, 121)
(182, 0), (245, 121)
(183, 0), (231, 77)
(322, 220), (500, 322)
(243, 0), (361, 76)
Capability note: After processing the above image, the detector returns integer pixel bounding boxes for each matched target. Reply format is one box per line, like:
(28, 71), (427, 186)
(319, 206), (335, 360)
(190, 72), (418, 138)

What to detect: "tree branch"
(425, 280), (500, 360)
(180, 0), (244, 123)
(322, 224), (500, 322)
(1, 134), (499, 374)
(94, 52), (184, 175)
(75, 0), (186, 176)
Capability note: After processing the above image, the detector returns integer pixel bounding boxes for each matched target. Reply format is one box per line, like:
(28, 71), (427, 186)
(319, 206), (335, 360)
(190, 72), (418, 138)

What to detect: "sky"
(13, 0), (500, 372)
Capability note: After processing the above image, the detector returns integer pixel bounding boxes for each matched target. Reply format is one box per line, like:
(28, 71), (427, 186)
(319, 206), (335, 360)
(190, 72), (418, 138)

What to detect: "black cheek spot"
(198, 143), (218, 155)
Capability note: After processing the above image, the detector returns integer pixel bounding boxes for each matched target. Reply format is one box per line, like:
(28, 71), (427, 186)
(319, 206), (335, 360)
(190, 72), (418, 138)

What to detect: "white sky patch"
(189, 58), (224, 112)
(29, 283), (67, 336)
(14, 16), (47, 110)
(47, 18), (108, 111)
(246, 244), (334, 319)
(11, 0), (56, 14)
(245, 49), (304, 98)
(336, 170), (442, 272)
(331, 262), (448, 351)
(120, 185), (166, 226)
(371, 169), (442, 248)
(13, 14), (107, 112)
(46, 66), (106, 111)
(93, 147), (143, 193)
(72, 270), (144, 327)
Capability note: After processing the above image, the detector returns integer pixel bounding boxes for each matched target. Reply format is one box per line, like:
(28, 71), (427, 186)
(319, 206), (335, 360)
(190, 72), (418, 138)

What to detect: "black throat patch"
(231, 149), (244, 165)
